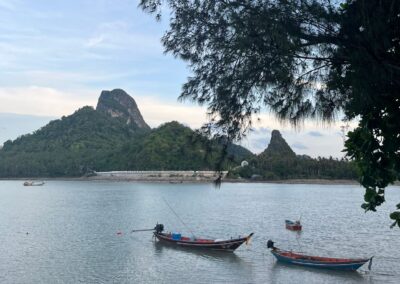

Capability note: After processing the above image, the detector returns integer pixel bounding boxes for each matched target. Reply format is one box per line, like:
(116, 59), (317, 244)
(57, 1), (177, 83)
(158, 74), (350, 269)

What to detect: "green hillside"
(0, 111), (252, 177)
(108, 121), (254, 171)
(0, 107), (137, 177)
(230, 130), (359, 180)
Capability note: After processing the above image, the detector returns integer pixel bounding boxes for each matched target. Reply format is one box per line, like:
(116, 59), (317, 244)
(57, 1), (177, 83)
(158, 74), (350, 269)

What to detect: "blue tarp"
(172, 233), (182, 240)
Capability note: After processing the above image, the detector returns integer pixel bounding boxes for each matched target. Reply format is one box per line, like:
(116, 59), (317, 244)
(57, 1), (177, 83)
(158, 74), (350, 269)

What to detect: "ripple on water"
(0, 180), (399, 283)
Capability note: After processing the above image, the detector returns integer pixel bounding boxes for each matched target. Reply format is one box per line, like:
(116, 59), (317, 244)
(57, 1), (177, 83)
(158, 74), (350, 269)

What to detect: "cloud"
(134, 95), (208, 129)
(308, 131), (324, 137)
(0, 0), (19, 10)
(0, 86), (209, 129)
(0, 112), (55, 144)
(0, 86), (95, 116)
(236, 130), (271, 154)
(84, 20), (162, 53)
(13, 70), (147, 87)
(291, 142), (308, 150)
(85, 35), (105, 48)
(252, 127), (270, 136)
(250, 137), (269, 151)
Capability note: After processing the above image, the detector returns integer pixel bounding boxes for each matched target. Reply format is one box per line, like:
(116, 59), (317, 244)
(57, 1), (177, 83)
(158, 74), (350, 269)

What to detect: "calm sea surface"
(0, 180), (399, 283)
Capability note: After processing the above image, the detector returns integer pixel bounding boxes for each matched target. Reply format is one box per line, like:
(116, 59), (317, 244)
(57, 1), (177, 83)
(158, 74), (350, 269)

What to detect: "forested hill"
(230, 130), (359, 180)
(0, 89), (253, 177)
(259, 130), (295, 158)
(106, 121), (254, 171)
(0, 106), (136, 177)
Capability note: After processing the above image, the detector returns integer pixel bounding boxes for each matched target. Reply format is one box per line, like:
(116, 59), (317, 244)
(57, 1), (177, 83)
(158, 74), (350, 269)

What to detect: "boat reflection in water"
(153, 241), (245, 262)
(271, 261), (365, 283)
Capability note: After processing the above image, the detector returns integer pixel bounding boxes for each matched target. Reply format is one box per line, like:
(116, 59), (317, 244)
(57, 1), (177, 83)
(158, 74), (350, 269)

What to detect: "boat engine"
(154, 223), (164, 233)
(267, 239), (275, 249)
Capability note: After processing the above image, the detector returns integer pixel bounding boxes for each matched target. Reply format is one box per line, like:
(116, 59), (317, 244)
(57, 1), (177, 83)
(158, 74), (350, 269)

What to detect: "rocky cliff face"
(96, 89), (150, 131)
(260, 130), (296, 157)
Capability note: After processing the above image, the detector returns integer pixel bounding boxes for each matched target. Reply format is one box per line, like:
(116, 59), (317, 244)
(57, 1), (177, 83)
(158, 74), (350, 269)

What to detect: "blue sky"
(0, 0), (187, 94)
(0, 0), (350, 157)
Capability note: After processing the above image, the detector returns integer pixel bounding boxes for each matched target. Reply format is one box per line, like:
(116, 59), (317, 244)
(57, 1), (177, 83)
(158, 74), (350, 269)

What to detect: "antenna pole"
(163, 197), (196, 238)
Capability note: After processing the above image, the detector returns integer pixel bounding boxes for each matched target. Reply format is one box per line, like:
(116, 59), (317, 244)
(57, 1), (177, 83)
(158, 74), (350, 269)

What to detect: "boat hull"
(285, 220), (302, 231)
(23, 182), (45, 186)
(154, 232), (252, 252)
(271, 249), (369, 271)
(285, 224), (302, 231)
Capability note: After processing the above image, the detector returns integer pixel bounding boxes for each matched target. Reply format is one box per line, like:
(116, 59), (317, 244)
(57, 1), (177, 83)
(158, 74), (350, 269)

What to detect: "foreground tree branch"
(139, 0), (400, 227)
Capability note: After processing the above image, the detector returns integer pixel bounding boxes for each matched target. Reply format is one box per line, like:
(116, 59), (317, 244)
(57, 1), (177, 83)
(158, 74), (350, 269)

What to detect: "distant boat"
(267, 240), (372, 271)
(285, 220), (302, 231)
(23, 181), (45, 186)
(133, 224), (254, 252)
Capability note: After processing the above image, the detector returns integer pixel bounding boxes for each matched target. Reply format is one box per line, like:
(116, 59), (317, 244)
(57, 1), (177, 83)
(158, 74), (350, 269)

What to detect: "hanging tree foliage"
(139, 0), (400, 226)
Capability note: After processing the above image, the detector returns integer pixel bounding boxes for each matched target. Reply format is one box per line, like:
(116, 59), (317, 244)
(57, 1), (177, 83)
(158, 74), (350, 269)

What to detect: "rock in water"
(96, 89), (150, 131)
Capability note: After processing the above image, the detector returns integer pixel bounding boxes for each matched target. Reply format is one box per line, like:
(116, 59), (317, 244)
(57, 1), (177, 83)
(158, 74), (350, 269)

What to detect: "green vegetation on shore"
(229, 130), (358, 180)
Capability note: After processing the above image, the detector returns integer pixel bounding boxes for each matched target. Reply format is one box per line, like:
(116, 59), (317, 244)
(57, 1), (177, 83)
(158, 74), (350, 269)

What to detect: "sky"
(0, 0), (351, 157)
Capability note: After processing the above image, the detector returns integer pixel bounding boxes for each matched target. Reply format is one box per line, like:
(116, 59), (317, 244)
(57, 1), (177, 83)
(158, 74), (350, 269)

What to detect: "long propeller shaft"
(131, 228), (154, 233)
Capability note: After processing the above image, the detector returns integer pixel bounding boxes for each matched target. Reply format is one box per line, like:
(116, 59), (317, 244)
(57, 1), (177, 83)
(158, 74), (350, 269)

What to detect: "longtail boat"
(133, 224), (253, 252)
(23, 181), (45, 186)
(267, 240), (372, 271)
(285, 220), (302, 231)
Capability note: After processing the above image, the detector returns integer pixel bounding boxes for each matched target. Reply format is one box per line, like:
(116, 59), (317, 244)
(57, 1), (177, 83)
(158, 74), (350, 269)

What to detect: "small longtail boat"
(267, 240), (372, 271)
(133, 224), (254, 252)
(23, 181), (45, 186)
(285, 220), (302, 231)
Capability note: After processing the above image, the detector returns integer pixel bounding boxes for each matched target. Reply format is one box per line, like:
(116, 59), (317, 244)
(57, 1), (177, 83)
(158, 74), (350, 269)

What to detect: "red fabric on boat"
(286, 224), (302, 231)
(195, 239), (214, 243)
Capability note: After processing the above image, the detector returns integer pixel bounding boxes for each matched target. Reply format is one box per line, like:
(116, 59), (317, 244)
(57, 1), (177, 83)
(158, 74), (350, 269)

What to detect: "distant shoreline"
(88, 176), (362, 185)
(0, 176), (362, 185)
(3, 176), (400, 186)
(223, 178), (361, 185)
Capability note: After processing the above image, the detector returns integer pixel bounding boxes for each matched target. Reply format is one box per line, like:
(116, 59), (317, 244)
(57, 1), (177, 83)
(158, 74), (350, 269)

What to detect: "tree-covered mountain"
(107, 121), (254, 171)
(230, 130), (358, 180)
(0, 89), (252, 177)
(0, 106), (137, 177)
(259, 130), (296, 158)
